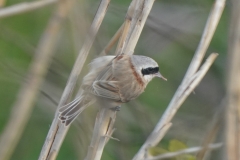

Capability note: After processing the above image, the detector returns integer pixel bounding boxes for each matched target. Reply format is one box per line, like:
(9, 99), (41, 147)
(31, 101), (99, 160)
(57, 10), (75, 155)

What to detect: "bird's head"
(131, 55), (167, 83)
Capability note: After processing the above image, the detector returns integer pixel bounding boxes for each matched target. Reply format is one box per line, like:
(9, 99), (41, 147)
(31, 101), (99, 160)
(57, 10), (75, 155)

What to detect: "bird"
(58, 54), (167, 126)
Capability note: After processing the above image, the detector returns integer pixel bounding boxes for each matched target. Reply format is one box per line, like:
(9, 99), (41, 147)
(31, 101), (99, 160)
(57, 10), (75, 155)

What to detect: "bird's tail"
(58, 94), (94, 126)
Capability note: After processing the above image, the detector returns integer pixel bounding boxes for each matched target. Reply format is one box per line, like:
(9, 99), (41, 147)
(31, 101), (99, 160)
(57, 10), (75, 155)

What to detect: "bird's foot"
(110, 106), (121, 111)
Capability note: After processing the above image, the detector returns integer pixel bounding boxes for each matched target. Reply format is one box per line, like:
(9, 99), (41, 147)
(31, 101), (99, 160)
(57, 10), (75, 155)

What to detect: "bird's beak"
(155, 72), (167, 81)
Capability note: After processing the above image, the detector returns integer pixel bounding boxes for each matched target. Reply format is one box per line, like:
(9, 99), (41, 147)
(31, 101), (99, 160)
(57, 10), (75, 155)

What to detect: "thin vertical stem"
(84, 108), (117, 160)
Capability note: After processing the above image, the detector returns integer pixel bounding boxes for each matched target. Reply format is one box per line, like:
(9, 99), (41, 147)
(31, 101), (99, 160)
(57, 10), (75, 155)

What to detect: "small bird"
(59, 54), (166, 126)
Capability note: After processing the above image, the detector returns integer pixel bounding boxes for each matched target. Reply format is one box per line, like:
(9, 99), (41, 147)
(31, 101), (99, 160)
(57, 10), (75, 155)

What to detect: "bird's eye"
(141, 67), (159, 76)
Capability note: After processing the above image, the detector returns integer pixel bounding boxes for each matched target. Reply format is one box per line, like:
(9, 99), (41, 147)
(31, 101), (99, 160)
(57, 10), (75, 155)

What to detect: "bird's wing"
(91, 59), (122, 100)
(82, 56), (115, 90)
(96, 63), (113, 81)
(92, 80), (121, 101)
(58, 56), (116, 126)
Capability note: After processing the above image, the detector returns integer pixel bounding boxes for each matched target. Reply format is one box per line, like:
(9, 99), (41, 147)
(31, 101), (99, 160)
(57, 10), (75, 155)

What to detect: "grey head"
(131, 55), (167, 82)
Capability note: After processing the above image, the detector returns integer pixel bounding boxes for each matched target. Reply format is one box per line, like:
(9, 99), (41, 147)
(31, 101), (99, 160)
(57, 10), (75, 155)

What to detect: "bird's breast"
(113, 55), (146, 102)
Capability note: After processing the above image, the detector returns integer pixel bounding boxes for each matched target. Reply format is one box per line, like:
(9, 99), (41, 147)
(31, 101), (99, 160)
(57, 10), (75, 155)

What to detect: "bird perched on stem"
(59, 54), (166, 126)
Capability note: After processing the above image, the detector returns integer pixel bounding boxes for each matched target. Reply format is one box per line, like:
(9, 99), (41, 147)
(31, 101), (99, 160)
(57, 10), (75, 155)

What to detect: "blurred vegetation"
(0, 0), (227, 159)
(149, 139), (196, 160)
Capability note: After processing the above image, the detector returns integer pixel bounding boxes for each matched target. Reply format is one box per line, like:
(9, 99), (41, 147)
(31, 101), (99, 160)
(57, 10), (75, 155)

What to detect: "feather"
(89, 56), (115, 70)
(82, 56), (114, 90)
(92, 81), (120, 100)
(58, 94), (95, 126)
(58, 56), (115, 126)
(59, 96), (82, 113)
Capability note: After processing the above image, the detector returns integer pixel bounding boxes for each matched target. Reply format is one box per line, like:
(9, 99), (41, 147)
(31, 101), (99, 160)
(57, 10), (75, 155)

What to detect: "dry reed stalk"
(0, 0), (57, 18)
(84, 108), (118, 160)
(225, 0), (240, 159)
(114, 0), (138, 55)
(0, 1), (74, 160)
(38, 0), (111, 159)
(84, 0), (158, 159)
(133, 0), (225, 159)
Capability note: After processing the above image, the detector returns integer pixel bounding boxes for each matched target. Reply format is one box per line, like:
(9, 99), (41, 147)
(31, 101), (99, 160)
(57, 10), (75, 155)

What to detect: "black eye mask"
(141, 67), (159, 76)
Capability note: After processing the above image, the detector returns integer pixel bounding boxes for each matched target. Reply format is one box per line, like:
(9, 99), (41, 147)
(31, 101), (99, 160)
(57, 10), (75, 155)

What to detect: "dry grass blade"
(0, 1), (73, 160)
(0, 0), (57, 19)
(38, 0), (111, 159)
(124, 0), (156, 54)
(147, 143), (223, 160)
(115, 0), (157, 55)
(114, 0), (138, 55)
(84, 108), (117, 160)
(133, 0), (225, 159)
(225, 0), (240, 159)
